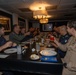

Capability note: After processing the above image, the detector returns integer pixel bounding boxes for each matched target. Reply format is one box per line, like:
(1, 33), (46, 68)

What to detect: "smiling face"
(14, 25), (20, 34)
(21, 28), (26, 34)
(67, 26), (75, 36)
(67, 21), (76, 36)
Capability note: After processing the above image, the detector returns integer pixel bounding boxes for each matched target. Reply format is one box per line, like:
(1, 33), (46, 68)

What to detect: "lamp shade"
(33, 10), (47, 19)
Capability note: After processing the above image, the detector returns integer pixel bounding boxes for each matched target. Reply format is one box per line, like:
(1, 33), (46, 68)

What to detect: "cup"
(50, 36), (54, 42)
(17, 45), (22, 54)
(36, 43), (40, 53)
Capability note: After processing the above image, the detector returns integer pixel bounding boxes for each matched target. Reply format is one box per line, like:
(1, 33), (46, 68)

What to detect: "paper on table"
(0, 54), (9, 58)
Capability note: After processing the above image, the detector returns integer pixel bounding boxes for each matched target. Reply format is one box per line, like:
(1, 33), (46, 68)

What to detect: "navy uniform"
(58, 33), (71, 58)
(0, 36), (6, 46)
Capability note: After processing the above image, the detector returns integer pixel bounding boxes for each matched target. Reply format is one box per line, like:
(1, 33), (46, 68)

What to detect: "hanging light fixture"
(33, 7), (48, 19)
(39, 18), (48, 24)
(31, 0), (51, 23)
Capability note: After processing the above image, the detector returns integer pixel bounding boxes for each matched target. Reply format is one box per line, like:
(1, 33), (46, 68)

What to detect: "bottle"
(17, 45), (22, 54)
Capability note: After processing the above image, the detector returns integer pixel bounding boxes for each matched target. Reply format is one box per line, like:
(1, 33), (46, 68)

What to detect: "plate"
(4, 48), (17, 54)
(44, 48), (55, 50)
(40, 50), (57, 56)
(22, 41), (30, 44)
(30, 54), (40, 60)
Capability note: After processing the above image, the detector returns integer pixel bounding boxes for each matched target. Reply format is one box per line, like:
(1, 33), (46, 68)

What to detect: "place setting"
(39, 48), (58, 63)
(29, 47), (57, 62)
(4, 48), (17, 54)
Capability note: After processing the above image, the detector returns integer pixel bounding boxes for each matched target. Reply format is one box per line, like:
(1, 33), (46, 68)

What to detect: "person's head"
(29, 27), (35, 32)
(20, 27), (26, 34)
(0, 24), (5, 35)
(58, 25), (67, 35)
(53, 25), (60, 33)
(33, 30), (37, 36)
(67, 21), (76, 36)
(13, 24), (20, 34)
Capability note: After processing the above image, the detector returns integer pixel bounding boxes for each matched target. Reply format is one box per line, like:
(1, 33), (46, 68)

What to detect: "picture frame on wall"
(0, 16), (11, 32)
(0, 10), (12, 34)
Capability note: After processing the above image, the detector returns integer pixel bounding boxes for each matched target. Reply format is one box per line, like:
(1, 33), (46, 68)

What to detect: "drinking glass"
(36, 43), (40, 54)
(50, 36), (54, 42)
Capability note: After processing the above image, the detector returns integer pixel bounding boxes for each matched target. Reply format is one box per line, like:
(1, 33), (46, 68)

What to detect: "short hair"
(20, 27), (25, 30)
(67, 20), (76, 30)
(59, 25), (67, 31)
(0, 24), (4, 29)
(12, 24), (18, 30)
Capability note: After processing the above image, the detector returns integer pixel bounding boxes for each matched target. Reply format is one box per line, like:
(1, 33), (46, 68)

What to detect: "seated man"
(9, 25), (30, 44)
(0, 24), (16, 51)
(21, 27), (35, 42)
(49, 25), (71, 58)
(58, 25), (71, 58)
(0, 24), (16, 75)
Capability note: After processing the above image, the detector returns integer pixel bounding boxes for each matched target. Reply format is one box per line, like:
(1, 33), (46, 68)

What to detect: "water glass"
(36, 43), (40, 53)
(17, 45), (22, 54)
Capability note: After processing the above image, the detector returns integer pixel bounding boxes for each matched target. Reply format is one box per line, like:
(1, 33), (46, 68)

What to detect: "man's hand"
(12, 43), (17, 47)
(5, 41), (13, 48)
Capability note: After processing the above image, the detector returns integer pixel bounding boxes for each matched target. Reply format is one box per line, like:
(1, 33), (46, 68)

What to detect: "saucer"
(30, 54), (40, 60)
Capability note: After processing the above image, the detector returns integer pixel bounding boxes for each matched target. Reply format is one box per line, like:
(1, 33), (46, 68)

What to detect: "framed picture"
(0, 16), (11, 32)
(0, 10), (12, 34)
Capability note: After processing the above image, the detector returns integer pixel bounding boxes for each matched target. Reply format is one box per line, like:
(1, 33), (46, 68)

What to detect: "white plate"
(44, 48), (55, 50)
(30, 54), (40, 60)
(4, 48), (17, 54)
(22, 41), (30, 44)
(40, 50), (57, 56)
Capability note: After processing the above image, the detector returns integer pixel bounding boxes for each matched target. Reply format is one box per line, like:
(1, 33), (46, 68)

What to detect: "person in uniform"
(53, 21), (76, 75)
(58, 25), (71, 58)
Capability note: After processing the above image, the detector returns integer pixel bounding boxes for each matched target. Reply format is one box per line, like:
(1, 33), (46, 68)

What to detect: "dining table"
(0, 41), (63, 75)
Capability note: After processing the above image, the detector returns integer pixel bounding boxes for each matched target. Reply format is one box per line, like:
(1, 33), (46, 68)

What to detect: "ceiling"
(0, 0), (76, 20)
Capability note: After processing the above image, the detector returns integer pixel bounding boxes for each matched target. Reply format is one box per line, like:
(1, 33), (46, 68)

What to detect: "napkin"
(0, 54), (9, 58)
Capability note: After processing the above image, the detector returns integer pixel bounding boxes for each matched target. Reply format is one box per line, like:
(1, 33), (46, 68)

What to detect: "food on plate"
(30, 54), (39, 60)
(40, 50), (57, 56)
